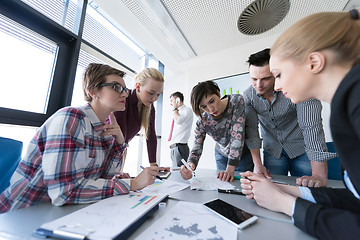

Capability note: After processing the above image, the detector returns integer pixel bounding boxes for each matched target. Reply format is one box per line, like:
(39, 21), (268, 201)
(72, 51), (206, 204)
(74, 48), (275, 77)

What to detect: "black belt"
(170, 143), (187, 149)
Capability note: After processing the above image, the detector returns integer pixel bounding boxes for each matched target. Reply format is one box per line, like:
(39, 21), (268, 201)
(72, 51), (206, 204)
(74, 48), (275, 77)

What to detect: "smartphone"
(204, 199), (257, 229)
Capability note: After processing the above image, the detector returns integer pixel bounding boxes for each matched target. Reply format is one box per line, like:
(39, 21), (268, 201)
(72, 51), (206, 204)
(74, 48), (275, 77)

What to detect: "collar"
(82, 104), (104, 132)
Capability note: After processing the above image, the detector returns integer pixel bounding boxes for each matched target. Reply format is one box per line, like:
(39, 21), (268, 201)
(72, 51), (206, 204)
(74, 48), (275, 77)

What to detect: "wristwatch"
(173, 108), (178, 111)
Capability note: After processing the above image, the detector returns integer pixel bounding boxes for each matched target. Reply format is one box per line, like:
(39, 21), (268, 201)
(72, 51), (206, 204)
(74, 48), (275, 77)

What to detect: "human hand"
(296, 175), (327, 187)
(113, 172), (131, 179)
(217, 170), (234, 182)
(180, 162), (195, 180)
(130, 166), (160, 191)
(240, 171), (295, 215)
(100, 112), (125, 144)
(253, 164), (272, 179)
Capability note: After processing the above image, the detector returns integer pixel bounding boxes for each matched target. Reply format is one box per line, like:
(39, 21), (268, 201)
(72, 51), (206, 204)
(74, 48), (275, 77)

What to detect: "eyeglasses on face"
(98, 82), (129, 95)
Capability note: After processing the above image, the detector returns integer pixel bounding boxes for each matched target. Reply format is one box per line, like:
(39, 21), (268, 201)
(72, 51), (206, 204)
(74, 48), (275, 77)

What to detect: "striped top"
(0, 104), (129, 213)
(243, 86), (336, 162)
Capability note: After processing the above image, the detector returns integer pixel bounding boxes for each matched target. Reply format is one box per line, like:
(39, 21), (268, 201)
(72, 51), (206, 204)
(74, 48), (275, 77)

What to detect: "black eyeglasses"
(99, 82), (129, 95)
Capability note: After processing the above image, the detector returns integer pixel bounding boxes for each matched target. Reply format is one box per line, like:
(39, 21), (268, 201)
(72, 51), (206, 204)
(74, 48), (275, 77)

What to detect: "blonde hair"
(135, 68), (164, 138)
(83, 63), (125, 102)
(271, 9), (360, 65)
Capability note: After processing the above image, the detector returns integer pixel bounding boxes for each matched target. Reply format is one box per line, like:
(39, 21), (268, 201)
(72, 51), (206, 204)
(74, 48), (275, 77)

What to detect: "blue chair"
(326, 142), (342, 180)
(0, 137), (23, 193)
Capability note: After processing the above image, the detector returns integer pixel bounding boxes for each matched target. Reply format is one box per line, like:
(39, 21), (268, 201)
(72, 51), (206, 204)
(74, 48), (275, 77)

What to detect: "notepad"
(34, 193), (168, 240)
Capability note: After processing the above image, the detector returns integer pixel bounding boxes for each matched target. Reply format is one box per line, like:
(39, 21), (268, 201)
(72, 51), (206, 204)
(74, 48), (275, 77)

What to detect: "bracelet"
(173, 108), (178, 111)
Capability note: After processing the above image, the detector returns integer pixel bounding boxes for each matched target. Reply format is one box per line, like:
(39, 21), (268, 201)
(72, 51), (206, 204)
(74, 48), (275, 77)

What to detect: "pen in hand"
(181, 159), (196, 177)
(140, 166), (163, 180)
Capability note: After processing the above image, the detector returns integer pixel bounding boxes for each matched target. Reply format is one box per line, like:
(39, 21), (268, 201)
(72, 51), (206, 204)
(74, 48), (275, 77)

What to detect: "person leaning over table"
(0, 63), (167, 213)
(240, 9), (360, 239)
(114, 68), (164, 167)
(243, 48), (336, 187)
(180, 80), (269, 182)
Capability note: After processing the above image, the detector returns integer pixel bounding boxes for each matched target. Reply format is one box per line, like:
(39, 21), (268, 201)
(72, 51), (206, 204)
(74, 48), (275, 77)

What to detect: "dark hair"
(190, 81), (220, 117)
(83, 63), (126, 102)
(170, 91), (184, 102)
(247, 48), (270, 67)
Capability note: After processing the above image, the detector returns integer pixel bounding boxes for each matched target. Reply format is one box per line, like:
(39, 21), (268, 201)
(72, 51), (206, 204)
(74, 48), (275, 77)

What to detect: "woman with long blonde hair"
(114, 68), (164, 166)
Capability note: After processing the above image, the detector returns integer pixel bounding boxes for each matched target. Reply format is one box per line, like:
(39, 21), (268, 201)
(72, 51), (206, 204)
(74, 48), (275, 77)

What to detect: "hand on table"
(253, 164), (272, 179)
(217, 170), (234, 182)
(296, 175), (327, 187)
(240, 171), (295, 216)
(130, 166), (168, 191)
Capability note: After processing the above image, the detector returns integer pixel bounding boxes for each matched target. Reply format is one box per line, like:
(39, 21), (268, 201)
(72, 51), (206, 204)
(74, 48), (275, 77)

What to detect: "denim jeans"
(214, 147), (254, 172)
(263, 150), (312, 177)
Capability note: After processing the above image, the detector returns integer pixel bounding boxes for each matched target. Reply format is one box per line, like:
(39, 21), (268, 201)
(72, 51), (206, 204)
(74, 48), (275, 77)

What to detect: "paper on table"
(38, 193), (167, 240)
(135, 201), (238, 240)
(140, 179), (189, 195)
(190, 176), (236, 191)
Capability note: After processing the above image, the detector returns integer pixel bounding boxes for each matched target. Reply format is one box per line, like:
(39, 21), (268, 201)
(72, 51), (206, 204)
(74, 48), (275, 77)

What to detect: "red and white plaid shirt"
(0, 104), (128, 213)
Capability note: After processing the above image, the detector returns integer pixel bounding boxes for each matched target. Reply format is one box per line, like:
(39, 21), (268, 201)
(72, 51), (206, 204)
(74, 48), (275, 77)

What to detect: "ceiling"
(97, 0), (358, 73)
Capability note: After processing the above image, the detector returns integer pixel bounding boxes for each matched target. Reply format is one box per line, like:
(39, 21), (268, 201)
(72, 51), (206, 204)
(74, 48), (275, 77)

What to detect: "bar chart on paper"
(39, 193), (168, 240)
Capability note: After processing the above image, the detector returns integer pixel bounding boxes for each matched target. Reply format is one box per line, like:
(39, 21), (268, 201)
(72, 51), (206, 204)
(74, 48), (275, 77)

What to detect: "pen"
(140, 166), (163, 180)
(218, 188), (244, 195)
(181, 159), (196, 177)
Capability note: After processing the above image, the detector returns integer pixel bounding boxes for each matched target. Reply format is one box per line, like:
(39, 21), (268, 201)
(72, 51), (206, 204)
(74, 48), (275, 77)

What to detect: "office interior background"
(1, 0), (359, 176)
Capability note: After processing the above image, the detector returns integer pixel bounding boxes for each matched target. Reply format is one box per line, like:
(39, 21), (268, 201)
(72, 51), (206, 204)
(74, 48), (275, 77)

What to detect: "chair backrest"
(326, 142), (342, 180)
(0, 137), (23, 193)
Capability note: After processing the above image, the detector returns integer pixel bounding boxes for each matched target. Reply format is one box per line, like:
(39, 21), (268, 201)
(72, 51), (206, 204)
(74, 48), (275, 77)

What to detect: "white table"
(0, 169), (345, 240)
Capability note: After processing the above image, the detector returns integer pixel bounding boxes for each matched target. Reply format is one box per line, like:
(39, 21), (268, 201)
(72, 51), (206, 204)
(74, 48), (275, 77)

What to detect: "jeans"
(263, 150), (312, 177)
(214, 147), (254, 172)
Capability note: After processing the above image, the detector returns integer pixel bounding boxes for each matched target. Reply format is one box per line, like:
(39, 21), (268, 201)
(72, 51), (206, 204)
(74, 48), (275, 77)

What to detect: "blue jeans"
(214, 147), (254, 172)
(263, 150), (312, 177)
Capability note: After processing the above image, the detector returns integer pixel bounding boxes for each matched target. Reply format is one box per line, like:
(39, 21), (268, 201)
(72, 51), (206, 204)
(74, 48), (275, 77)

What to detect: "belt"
(170, 143), (187, 149)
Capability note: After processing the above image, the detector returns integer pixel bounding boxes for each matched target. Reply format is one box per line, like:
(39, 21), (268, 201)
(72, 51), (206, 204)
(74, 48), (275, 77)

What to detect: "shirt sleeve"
(296, 98), (337, 162)
(293, 187), (360, 239)
(226, 95), (246, 166)
(188, 118), (206, 167)
(41, 108), (130, 206)
(146, 105), (157, 164)
(243, 91), (262, 149)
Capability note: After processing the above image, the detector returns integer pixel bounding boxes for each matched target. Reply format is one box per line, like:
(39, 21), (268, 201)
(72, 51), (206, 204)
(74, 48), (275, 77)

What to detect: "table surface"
(0, 169), (345, 240)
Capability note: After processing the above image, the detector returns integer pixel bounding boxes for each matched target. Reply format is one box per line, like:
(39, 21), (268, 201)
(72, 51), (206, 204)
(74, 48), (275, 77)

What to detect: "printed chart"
(39, 193), (167, 240)
(140, 179), (189, 195)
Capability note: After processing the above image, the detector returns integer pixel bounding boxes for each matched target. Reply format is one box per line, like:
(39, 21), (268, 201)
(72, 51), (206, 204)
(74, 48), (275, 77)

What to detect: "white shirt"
(169, 104), (193, 145)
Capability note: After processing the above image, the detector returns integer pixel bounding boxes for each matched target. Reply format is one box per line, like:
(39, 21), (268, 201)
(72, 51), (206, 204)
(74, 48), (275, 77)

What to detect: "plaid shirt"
(0, 104), (128, 213)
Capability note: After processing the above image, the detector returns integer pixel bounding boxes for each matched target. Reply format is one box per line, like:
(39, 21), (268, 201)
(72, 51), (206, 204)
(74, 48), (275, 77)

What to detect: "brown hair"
(271, 9), (360, 65)
(83, 63), (126, 102)
(135, 68), (164, 138)
(190, 81), (220, 118)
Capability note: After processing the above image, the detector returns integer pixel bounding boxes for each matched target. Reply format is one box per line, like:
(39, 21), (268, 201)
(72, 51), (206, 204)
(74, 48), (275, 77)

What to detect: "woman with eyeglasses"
(114, 68), (165, 167)
(240, 9), (360, 239)
(0, 63), (165, 213)
(180, 81), (266, 182)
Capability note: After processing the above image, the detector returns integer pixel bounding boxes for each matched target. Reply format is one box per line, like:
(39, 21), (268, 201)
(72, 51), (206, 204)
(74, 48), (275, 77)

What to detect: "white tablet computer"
(204, 198), (258, 230)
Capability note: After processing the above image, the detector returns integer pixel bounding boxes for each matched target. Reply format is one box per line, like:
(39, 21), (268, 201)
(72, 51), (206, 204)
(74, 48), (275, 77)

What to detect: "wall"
(159, 38), (333, 169)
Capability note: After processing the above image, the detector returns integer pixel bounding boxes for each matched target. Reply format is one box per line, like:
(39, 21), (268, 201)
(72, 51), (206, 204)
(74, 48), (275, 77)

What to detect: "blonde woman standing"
(114, 68), (164, 166)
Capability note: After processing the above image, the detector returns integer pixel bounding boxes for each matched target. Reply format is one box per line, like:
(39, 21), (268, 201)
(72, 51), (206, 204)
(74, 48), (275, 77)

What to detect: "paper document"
(190, 176), (236, 191)
(140, 179), (189, 195)
(135, 201), (238, 240)
(37, 193), (167, 240)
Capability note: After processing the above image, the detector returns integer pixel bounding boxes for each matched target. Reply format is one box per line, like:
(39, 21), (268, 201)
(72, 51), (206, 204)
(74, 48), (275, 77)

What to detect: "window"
(0, 14), (57, 113)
